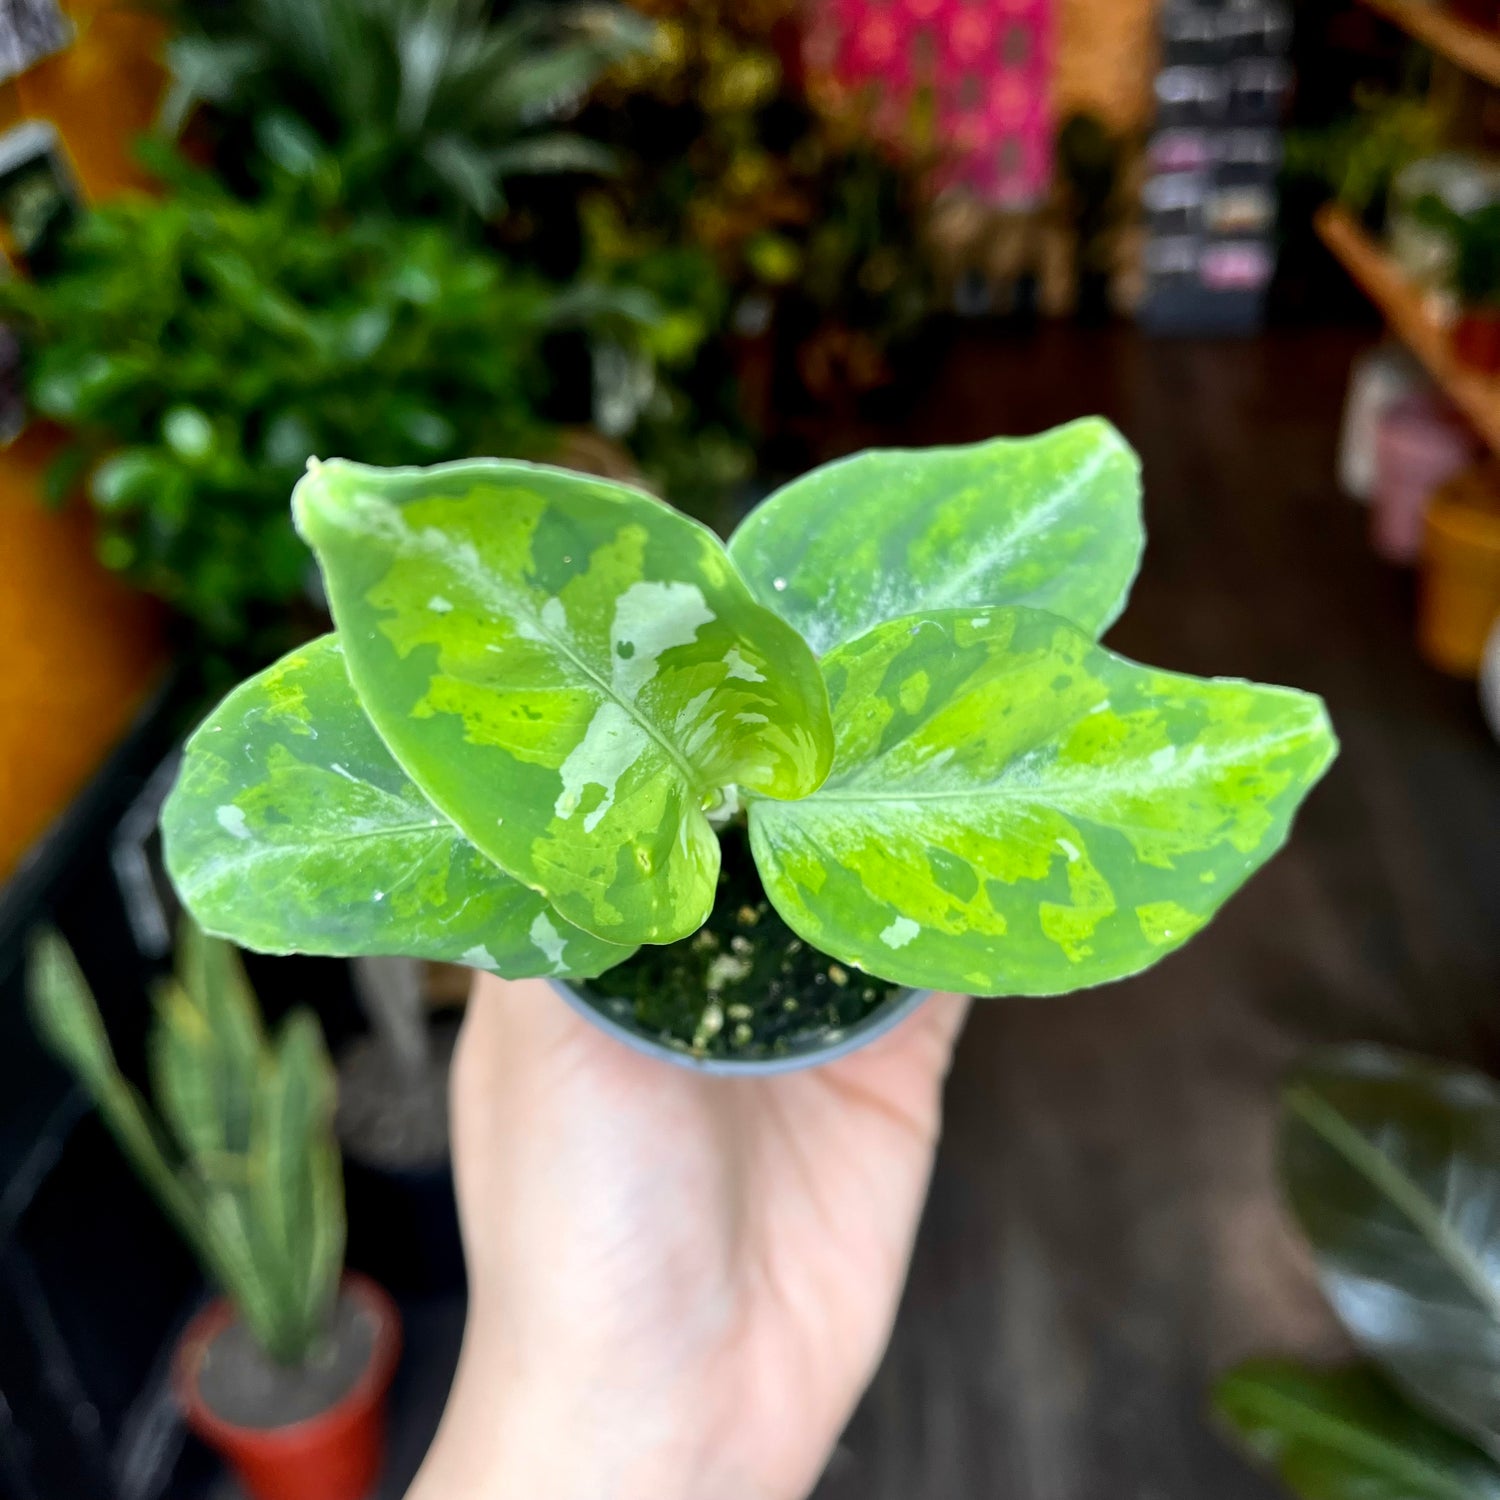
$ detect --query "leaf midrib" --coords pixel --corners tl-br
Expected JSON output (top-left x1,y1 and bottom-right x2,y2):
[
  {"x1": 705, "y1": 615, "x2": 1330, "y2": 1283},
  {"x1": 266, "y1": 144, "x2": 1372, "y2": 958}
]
[
  {"x1": 1288, "y1": 1085, "x2": 1500, "y2": 1329},
  {"x1": 794, "y1": 731, "x2": 1317, "y2": 807},
  {"x1": 385, "y1": 507, "x2": 710, "y2": 797},
  {"x1": 1230, "y1": 1381, "x2": 1491, "y2": 1499}
]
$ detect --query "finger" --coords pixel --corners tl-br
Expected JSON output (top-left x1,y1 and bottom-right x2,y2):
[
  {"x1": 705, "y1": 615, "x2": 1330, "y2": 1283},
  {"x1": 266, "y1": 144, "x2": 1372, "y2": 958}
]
[{"x1": 917, "y1": 991, "x2": 972, "y2": 1063}]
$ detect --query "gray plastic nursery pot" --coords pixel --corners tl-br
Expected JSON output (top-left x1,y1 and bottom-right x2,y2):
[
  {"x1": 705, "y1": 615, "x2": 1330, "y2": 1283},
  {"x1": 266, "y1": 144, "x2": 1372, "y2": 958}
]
[{"x1": 548, "y1": 975, "x2": 935, "y2": 1076}]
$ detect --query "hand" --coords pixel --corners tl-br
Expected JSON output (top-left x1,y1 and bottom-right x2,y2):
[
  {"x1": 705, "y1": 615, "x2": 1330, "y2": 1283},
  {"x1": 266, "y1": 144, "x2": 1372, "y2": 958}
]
[{"x1": 407, "y1": 975, "x2": 968, "y2": 1500}]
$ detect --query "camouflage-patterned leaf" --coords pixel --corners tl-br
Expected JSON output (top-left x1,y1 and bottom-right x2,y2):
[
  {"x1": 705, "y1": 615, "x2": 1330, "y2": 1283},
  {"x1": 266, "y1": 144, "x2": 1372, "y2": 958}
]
[
  {"x1": 749, "y1": 608, "x2": 1337, "y2": 995},
  {"x1": 727, "y1": 419, "x2": 1143, "y2": 656},
  {"x1": 161, "y1": 635, "x2": 634, "y2": 980},
  {"x1": 293, "y1": 457, "x2": 833, "y2": 946}
]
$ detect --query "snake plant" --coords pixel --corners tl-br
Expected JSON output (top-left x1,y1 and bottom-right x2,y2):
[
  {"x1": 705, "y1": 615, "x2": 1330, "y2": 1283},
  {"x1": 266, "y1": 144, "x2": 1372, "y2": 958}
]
[
  {"x1": 28, "y1": 925, "x2": 343, "y2": 1366},
  {"x1": 157, "y1": 420, "x2": 1335, "y2": 1028}
]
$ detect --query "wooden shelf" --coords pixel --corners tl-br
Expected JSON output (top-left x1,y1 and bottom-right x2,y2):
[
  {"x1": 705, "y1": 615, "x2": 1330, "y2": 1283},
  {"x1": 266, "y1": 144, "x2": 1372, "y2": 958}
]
[
  {"x1": 1315, "y1": 202, "x2": 1500, "y2": 449},
  {"x1": 1357, "y1": 0, "x2": 1500, "y2": 88}
]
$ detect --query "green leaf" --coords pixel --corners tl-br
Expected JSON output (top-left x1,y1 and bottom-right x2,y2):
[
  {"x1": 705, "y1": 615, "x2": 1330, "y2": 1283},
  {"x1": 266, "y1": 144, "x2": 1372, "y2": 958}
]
[
  {"x1": 749, "y1": 607, "x2": 1336, "y2": 994},
  {"x1": 293, "y1": 457, "x2": 833, "y2": 946},
  {"x1": 727, "y1": 419, "x2": 1143, "y2": 656},
  {"x1": 1279, "y1": 1047, "x2": 1500, "y2": 1456},
  {"x1": 161, "y1": 634, "x2": 634, "y2": 979},
  {"x1": 1215, "y1": 1360, "x2": 1500, "y2": 1500}
]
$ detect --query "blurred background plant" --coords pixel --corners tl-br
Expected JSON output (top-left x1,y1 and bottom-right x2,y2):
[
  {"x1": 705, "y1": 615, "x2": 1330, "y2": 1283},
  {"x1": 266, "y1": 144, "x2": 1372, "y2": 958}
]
[
  {"x1": 139, "y1": 0, "x2": 760, "y2": 548},
  {"x1": 28, "y1": 922, "x2": 344, "y2": 1369},
  {"x1": 1282, "y1": 86, "x2": 1446, "y2": 232},
  {"x1": 154, "y1": 0, "x2": 654, "y2": 235},
  {"x1": 583, "y1": 0, "x2": 936, "y2": 464},
  {"x1": 0, "y1": 148, "x2": 583, "y2": 659},
  {"x1": 1216, "y1": 1046, "x2": 1500, "y2": 1497}
]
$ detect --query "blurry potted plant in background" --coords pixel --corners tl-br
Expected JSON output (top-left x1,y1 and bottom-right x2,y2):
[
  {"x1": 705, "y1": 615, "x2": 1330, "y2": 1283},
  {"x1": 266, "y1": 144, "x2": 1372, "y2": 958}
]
[
  {"x1": 1283, "y1": 86, "x2": 1446, "y2": 234},
  {"x1": 160, "y1": 421, "x2": 1334, "y2": 1071},
  {"x1": 148, "y1": 0, "x2": 754, "y2": 521},
  {"x1": 1444, "y1": 201, "x2": 1500, "y2": 373},
  {"x1": 156, "y1": 0, "x2": 652, "y2": 235},
  {"x1": 583, "y1": 0, "x2": 936, "y2": 460},
  {"x1": 1217, "y1": 1046, "x2": 1500, "y2": 1497},
  {"x1": 0, "y1": 148, "x2": 653, "y2": 664},
  {"x1": 28, "y1": 924, "x2": 397, "y2": 1500}
]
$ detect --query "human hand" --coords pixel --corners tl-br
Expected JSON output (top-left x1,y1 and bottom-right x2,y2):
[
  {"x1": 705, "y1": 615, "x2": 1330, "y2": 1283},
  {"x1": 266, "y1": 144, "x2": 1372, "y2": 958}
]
[{"x1": 407, "y1": 975, "x2": 968, "y2": 1500}]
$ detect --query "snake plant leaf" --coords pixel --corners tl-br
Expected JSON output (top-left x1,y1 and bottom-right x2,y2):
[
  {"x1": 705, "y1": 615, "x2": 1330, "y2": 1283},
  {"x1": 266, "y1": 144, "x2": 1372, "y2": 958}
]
[
  {"x1": 293, "y1": 457, "x2": 834, "y2": 946},
  {"x1": 1279, "y1": 1046, "x2": 1500, "y2": 1457},
  {"x1": 161, "y1": 634, "x2": 634, "y2": 980},
  {"x1": 748, "y1": 607, "x2": 1336, "y2": 995},
  {"x1": 1215, "y1": 1360, "x2": 1500, "y2": 1500},
  {"x1": 727, "y1": 419, "x2": 1143, "y2": 657}
]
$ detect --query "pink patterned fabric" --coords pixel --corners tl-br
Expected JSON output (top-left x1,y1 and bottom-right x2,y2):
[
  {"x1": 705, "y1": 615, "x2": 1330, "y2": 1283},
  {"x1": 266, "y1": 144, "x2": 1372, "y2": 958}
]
[{"x1": 805, "y1": 0, "x2": 1054, "y2": 206}]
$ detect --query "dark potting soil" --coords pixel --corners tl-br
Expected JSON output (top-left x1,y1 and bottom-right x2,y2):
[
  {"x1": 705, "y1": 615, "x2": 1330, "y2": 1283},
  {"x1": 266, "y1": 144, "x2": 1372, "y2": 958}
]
[
  {"x1": 197, "y1": 1289, "x2": 375, "y2": 1430},
  {"x1": 579, "y1": 823, "x2": 900, "y2": 1062}
]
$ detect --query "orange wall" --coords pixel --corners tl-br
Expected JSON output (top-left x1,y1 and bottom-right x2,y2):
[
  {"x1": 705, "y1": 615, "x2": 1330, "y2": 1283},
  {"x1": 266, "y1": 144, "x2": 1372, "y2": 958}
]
[
  {"x1": 0, "y1": 0, "x2": 168, "y2": 883},
  {"x1": 1054, "y1": 0, "x2": 1158, "y2": 135}
]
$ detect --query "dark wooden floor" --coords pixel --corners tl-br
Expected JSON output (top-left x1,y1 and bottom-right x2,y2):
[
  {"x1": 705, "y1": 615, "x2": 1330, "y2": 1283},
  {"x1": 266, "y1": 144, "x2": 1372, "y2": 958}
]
[{"x1": 813, "y1": 325, "x2": 1500, "y2": 1500}]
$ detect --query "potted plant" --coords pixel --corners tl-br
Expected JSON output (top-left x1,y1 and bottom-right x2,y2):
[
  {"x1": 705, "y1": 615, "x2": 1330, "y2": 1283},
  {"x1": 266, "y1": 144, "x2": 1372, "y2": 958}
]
[
  {"x1": 27, "y1": 923, "x2": 399, "y2": 1500},
  {"x1": 156, "y1": 420, "x2": 1336, "y2": 1070},
  {"x1": 1217, "y1": 1045, "x2": 1500, "y2": 1495},
  {"x1": 1447, "y1": 202, "x2": 1500, "y2": 374}
]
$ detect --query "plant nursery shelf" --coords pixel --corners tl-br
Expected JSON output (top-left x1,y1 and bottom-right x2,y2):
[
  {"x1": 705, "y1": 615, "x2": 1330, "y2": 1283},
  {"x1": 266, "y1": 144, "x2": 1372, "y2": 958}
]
[
  {"x1": 1357, "y1": 0, "x2": 1500, "y2": 88},
  {"x1": 1316, "y1": 202, "x2": 1500, "y2": 452}
]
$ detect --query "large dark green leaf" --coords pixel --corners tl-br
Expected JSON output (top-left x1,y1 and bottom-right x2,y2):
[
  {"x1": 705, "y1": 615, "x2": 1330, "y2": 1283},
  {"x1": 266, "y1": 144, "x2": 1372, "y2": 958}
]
[
  {"x1": 727, "y1": 419, "x2": 1143, "y2": 656},
  {"x1": 293, "y1": 458, "x2": 833, "y2": 946},
  {"x1": 1280, "y1": 1047, "x2": 1500, "y2": 1455},
  {"x1": 1215, "y1": 1360, "x2": 1500, "y2": 1500},
  {"x1": 749, "y1": 607, "x2": 1336, "y2": 994},
  {"x1": 161, "y1": 634, "x2": 633, "y2": 979}
]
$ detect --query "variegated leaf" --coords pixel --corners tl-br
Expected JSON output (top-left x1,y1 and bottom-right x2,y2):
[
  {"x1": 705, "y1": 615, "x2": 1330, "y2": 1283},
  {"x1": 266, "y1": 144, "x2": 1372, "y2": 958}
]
[
  {"x1": 749, "y1": 607, "x2": 1337, "y2": 995},
  {"x1": 727, "y1": 419, "x2": 1143, "y2": 656},
  {"x1": 161, "y1": 634, "x2": 633, "y2": 979},
  {"x1": 293, "y1": 457, "x2": 833, "y2": 946}
]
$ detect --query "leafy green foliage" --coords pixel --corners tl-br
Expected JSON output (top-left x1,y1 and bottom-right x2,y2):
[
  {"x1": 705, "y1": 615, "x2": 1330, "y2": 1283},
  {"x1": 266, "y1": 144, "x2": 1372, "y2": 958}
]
[
  {"x1": 0, "y1": 156, "x2": 570, "y2": 649},
  {"x1": 158, "y1": 0, "x2": 653, "y2": 223},
  {"x1": 750, "y1": 607, "x2": 1334, "y2": 994},
  {"x1": 1219, "y1": 1049, "x2": 1500, "y2": 1500},
  {"x1": 163, "y1": 633, "x2": 635, "y2": 976},
  {"x1": 28, "y1": 925, "x2": 343, "y2": 1367},
  {"x1": 290, "y1": 458, "x2": 833, "y2": 944},
  {"x1": 1282, "y1": 88, "x2": 1446, "y2": 229},
  {"x1": 162, "y1": 427, "x2": 1335, "y2": 1026},
  {"x1": 1215, "y1": 1361, "x2": 1500, "y2": 1500},
  {"x1": 1279, "y1": 1047, "x2": 1500, "y2": 1455},
  {"x1": 728, "y1": 418, "x2": 1143, "y2": 656}
]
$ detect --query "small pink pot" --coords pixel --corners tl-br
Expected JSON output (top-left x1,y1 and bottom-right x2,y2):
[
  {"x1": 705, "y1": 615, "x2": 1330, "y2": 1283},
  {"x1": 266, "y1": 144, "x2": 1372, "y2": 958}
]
[{"x1": 1372, "y1": 392, "x2": 1481, "y2": 563}]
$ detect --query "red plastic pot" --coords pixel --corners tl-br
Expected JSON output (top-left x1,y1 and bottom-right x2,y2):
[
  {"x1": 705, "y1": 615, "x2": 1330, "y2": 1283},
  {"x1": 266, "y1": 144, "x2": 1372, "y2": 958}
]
[
  {"x1": 175, "y1": 1273, "x2": 401, "y2": 1500},
  {"x1": 1454, "y1": 309, "x2": 1500, "y2": 373}
]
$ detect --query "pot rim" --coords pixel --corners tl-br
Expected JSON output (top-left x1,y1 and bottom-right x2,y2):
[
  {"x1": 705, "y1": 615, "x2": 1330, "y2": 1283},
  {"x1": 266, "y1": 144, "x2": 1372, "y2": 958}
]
[
  {"x1": 548, "y1": 975, "x2": 934, "y2": 1076},
  {"x1": 174, "y1": 1269, "x2": 401, "y2": 1449}
]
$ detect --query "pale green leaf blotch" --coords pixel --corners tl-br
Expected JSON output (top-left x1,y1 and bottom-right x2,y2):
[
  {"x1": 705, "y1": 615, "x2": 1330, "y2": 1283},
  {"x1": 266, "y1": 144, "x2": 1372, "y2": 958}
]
[
  {"x1": 161, "y1": 634, "x2": 633, "y2": 979},
  {"x1": 728, "y1": 419, "x2": 1143, "y2": 656},
  {"x1": 292, "y1": 458, "x2": 833, "y2": 946},
  {"x1": 749, "y1": 607, "x2": 1337, "y2": 994}
]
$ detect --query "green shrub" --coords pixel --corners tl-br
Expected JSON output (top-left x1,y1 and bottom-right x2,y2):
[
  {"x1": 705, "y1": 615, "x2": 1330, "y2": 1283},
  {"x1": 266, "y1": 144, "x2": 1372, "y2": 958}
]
[{"x1": 0, "y1": 155, "x2": 571, "y2": 651}]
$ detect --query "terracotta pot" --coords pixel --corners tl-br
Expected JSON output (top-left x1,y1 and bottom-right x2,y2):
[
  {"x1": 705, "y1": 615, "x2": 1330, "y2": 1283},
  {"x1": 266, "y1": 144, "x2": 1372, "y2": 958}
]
[
  {"x1": 1419, "y1": 462, "x2": 1500, "y2": 677},
  {"x1": 1454, "y1": 308, "x2": 1500, "y2": 373},
  {"x1": 175, "y1": 1273, "x2": 401, "y2": 1500}
]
